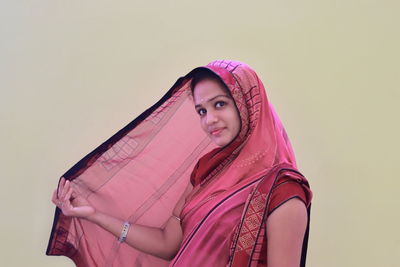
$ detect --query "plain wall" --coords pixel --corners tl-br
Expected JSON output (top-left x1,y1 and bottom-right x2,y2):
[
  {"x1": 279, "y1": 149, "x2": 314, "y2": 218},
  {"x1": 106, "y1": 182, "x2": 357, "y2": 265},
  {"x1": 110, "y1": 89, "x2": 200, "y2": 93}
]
[{"x1": 1, "y1": 1, "x2": 399, "y2": 266}]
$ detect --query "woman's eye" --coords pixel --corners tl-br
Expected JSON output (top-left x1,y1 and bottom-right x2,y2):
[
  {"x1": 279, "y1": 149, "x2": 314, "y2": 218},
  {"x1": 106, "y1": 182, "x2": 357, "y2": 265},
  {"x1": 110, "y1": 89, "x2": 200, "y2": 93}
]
[
  {"x1": 197, "y1": 109, "x2": 206, "y2": 116},
  {"x1": 215, "y1": 101, "x2": 226, "y2": 108}
]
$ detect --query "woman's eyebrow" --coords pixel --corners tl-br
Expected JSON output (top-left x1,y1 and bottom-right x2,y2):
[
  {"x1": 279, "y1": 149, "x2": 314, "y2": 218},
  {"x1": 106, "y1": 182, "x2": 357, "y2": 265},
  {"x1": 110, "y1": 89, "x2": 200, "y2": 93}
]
[{"x1": 195, "y1": 94, "x2": 230, "y2": 108}]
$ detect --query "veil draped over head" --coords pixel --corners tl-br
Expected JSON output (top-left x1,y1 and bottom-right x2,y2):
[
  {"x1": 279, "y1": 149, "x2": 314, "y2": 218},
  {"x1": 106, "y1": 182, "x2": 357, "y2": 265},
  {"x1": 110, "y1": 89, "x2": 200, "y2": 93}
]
[{"x1": 47, "y1": 60, "x2": 312, "y2": 267}]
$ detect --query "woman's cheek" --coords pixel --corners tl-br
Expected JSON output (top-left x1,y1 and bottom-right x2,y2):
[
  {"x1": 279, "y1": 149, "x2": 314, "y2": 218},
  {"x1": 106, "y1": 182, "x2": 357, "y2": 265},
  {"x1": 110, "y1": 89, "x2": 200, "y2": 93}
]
[{"x1": 201, "y1": 119, "x2": 208, "y2": 133}]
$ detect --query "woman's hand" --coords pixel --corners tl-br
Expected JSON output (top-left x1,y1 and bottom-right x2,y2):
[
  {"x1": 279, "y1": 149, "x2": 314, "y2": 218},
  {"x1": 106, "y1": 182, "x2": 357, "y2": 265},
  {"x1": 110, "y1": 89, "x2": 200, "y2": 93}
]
[
  {"x1": 51, "y1": 177, "x2": 96, "y2": 219},
  {"x1": 51, "y1": 177, "x2": 186, "y2": 260}
]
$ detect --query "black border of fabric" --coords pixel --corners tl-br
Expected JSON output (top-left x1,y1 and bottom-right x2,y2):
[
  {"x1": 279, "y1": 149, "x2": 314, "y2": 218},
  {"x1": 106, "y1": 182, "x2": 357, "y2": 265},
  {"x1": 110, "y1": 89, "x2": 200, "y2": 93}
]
[{"x1": 300, "y1": 205, "x2": 311, "y2": 267}]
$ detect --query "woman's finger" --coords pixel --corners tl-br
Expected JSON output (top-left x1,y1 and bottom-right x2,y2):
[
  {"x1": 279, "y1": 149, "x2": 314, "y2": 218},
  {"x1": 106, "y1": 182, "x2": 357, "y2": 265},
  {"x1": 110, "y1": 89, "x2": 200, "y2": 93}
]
[
  {"x1": 51, "y1": 189, "x2": 65, "y2": 210},
  {"x1": 58, "y1": 177, "x2": 66, "y2": 198},
  {"x1": 51, "y1": 189, "x2": 58, "y2": 204},
  {"x1": 64, "y1": 186, "x2": 73, "y2": 202},
  {"x1": 60, "y1": 179, "x2": 70, "y2": 200},
  {"x1": 61, "y1": 187, "x2": 75, "y2": 216},
  {"x1": 70, "y1": 182, "x2": 78, "y2": 199}
]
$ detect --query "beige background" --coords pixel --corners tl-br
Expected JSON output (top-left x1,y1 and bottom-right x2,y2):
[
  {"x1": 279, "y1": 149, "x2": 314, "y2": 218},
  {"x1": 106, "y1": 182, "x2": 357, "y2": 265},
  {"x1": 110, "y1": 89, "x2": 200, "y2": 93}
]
[{"x1": 1, "y1": 0, "x2": 399, "y2": 266}]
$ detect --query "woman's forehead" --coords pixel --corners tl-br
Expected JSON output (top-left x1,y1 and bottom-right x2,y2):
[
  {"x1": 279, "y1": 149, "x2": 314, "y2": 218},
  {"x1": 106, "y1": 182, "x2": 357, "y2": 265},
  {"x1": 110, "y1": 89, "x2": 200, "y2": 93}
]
[
  {"x1": 194, "y1": 94, "x2": 231, "y2": 107},
  {"x1": 193, "y1": 79, "x2": 231, "y2": 97}
]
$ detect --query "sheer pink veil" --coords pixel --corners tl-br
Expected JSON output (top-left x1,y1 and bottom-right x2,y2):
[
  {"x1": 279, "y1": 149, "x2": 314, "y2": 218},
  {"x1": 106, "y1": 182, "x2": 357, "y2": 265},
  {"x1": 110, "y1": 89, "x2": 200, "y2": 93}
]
[
  {"x1": 46, "y1": 60, "x2": 308, "y2": 267},
  {"x1": 47, "y1": 63, "x2": 218, "y2": 267}
]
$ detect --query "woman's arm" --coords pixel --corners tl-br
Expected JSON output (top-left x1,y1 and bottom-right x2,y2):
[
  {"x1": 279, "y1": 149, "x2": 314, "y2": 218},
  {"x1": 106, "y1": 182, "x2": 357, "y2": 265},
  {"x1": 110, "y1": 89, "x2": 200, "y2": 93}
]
[
  {"x1": 266, "y1": 198, "x2": 308, "y2": 267},
  {"x1": 52, "y1": 178, "x2": 192, "y2": 260},
  {"x1": 86, "y1": 209, "x2": 182, "y2": 260}
]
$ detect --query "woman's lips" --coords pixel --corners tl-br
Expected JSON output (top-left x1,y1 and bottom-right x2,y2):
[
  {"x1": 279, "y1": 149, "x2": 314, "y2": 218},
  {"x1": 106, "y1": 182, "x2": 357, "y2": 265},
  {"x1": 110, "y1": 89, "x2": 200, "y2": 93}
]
[{"x1": 210, "y1": 128, "x2": 225, "y2": 136}]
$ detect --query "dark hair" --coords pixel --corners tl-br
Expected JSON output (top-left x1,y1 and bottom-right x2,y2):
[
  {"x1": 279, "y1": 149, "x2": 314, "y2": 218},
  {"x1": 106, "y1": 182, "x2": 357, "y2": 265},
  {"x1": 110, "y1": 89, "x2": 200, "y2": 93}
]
[{"x1": 190, "y1": 68, "x2": 231, "y2": 96}]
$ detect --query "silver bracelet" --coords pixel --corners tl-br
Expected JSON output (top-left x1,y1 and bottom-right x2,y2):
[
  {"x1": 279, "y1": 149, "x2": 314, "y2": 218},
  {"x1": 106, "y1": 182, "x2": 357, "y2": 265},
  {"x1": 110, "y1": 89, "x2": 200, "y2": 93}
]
[{"x1": 118, "y1": 222, "x2": 131, "y2": 243}]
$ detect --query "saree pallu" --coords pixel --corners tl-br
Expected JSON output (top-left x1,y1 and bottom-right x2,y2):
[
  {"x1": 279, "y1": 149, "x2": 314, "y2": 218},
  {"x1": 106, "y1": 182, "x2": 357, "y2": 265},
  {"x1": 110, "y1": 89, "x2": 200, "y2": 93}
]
[
  {"x1": 46, "y1": 60, "x2": 313, "y2": 267},
  {"x1": 46, "y1": 71, "x2": 214, "y2": 267},
  {"x1": 170, "y1": 163, "x2": 312, "y2": 267}
]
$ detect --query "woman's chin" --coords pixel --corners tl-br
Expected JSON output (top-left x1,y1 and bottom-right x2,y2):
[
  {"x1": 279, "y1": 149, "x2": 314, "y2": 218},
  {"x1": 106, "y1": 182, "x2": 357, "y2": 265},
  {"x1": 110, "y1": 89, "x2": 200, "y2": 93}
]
[{"x1": 211, "y1": 137, "x2": 230, "y2": 147}]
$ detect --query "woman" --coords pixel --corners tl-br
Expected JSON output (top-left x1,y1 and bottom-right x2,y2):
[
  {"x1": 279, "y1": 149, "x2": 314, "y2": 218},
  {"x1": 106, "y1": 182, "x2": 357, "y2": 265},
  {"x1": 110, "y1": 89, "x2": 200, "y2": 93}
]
[{"x1": 48, "y1": 60, "x2": 312, "y2": 267}]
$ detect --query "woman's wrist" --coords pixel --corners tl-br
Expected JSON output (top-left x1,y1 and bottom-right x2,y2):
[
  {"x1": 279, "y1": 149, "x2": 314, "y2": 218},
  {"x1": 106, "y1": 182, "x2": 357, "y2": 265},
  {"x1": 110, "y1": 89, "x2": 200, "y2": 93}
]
[
  {"x1": 84, "y1": 209, "x2": 100, "y2": 223},
  {"x1": 81, "y1": 211, "x2": 129, "y2": 245}
]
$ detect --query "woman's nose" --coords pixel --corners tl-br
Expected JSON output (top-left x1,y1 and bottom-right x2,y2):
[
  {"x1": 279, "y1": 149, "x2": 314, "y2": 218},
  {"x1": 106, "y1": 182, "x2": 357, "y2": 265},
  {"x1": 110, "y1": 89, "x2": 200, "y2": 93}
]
[{"x1": 206, "y1": 111, "x2": 218, "y2": 125}]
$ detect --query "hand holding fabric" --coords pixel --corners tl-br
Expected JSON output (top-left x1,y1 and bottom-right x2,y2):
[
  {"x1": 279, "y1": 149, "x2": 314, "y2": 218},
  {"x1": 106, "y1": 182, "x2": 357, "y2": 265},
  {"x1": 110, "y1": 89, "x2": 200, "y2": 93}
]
[{"x1": 51, "y1": 177, "x2": 95, "y2": 219}]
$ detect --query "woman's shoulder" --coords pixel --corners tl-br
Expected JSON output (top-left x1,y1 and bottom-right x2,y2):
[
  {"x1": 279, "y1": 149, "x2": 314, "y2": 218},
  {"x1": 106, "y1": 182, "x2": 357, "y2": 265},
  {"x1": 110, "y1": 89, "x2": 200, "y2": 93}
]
[{"x1": 267, "y1": 173, "x2": 308, "y2": 216}]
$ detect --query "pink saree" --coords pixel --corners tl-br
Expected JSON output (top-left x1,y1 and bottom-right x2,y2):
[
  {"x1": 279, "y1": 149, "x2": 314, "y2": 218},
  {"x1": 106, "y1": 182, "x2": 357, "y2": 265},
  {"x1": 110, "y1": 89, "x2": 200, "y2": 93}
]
[{"x1": 47, "y1": 60, "x2": 312, "y2": 267}]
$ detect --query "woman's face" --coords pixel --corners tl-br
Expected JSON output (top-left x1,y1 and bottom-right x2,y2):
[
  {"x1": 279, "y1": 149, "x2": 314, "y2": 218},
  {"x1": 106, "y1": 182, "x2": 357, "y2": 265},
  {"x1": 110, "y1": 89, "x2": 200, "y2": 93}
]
[{"x1": 193, "y1": 79, "x2": 241, "y2": 147}]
